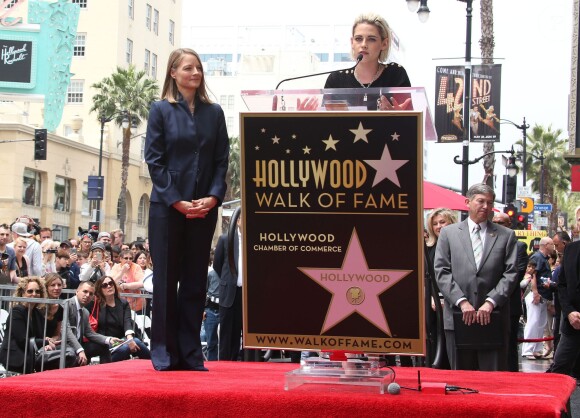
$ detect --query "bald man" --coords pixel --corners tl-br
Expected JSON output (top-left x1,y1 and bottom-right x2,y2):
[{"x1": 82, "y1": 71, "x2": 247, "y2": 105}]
[{"x1": 493, "y1": 211, "x2": 529, "y2": 371}]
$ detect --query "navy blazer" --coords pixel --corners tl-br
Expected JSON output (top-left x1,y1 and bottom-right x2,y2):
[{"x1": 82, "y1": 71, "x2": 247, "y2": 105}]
[
  {"x1": 215, "y1": 231, "x2": 239, "y2": 309},
  {"x1": 558, "y1": 241, "x2": 580, "y2": 335},
  {"x1": 145, "y1": 98, "x2": 229, "y2": 208}
]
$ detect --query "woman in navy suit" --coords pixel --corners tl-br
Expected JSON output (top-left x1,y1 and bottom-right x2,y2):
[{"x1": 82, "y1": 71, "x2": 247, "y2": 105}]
[{"x1": 145, "y1": 48, "x2": 229, "y2": 371}]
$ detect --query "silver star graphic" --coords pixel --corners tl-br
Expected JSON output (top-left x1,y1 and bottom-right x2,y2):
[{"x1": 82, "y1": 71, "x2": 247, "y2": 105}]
[
  {"x1": 291, "y1": 134, "x2": 297, "y2": 139},
  {"x1": 255, "y1": 145, "x2": 260, "y2": 151},
  {"x1": 272, "y1": 136, "x2": 280, "y2": 144},
  {"x1": 364, "y1": 144, "x2": 409, "y2": 187},
  {"x1": 286, "y1": 149, "x2": 291, "y2": 154},
  {"x1": 391, "y1": 132, "x2": 400, "y2": 141},
  {"x1": 350, "y1": 122, "x2": 373, "y2": 143},
  {"x1": 322, "y1": 134, "x2": 339, "y2": 151},
  {"x1": 303, "y1": 146, "x2": 311, "y2": 155},
  {"x1": 261, "y1": 128, "x2": 266, "y2": 133}
]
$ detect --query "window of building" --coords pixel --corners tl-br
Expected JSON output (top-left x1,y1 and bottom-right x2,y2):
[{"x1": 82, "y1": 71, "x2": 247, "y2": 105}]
[
  {"x1": 219, "y1": 95, "x2": 227, "y2": 107},
  {"x1": 333, "y1": 53, "x2": 351, "y2": 62},
  {"x1": 140, "y1": 136, "x2": 146, "y2": 161},
  {"x1": 72, "y1": 0, "x2": 87, "y2": 8},
  {"x1": 116, "y1": 193, "x2": 126, "y2": 222},
  {"x1": 54, "y1": 176, "x2": 71, "y2": 212},
  {"x1": 128, "y1": 0, "x2": 134, "y2": 19},
  {"x1": 151, "y1": 53, "x2": 158, "y2": 79},
  {"x1": 153, "y1": 9, "x2": 159, "y2": 35},
  {"x1": 226, "y1": 116, "x2": 234, "y2": 132},
  {"x1": 74, "y1": 33, "x2": 86, "y2": 57},
  {"x1": 23, "y1": 168, "x2": 41, "y2": 206},
  {"x1": 145, "y1": 4, "x2": 152, "y2": 30},
  {"x1": 138, "y1": 194, "x2": 149, "y2": 225},
  {"x1": 314, "y1": 53, "x2": 329, "y2": 62},
  {"x1": 66, "y1": 80, "x2": 84, "y2": 104},
  {"x1": 126, "y1": 38, "x2": 133, "y2": 64},
  {"x1": 51, "y1": 225, "x2": 69, "y2": 243},
  {"x1": 199, "y1": 53, "x2": 233, "y2": 63},
  {"x1": 144, "y1": 49, "x2": 150, "y2": 75},
  {"x1": 169, "y1": 20, "x2": 175, "y2": 45},
  {"x1": 227, "y1": 95, "x2": 235, "y2": 110},
  {"x1": 82, "y1": 182, "x2": 98, "y2": 217}
]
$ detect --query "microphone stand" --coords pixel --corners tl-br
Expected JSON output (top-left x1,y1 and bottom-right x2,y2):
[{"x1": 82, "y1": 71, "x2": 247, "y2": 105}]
[{"x1": 272, "y1": 54, "x2": 363, "y2": 111}]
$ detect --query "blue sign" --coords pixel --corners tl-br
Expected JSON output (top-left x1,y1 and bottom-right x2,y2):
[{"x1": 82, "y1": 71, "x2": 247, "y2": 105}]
[{"x1": 534, "y1": 204, "x2": 553, "y2": 212}]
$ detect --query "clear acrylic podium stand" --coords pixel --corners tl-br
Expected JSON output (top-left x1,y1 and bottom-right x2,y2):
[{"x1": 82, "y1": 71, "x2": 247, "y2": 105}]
[
  {"x1": 241, "y1": 86, "x2": 437, "y2": 141},
  {"x1": 284, "y1": 355, "x2": 394, "y2": 394}
]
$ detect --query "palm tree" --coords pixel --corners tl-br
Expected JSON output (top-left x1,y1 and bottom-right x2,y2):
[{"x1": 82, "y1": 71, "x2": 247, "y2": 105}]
[
  {"x1": 516, "y1": 124, "x2": 570, "y2": 234},
  {"x1": 480, "y1": 0, "x2": 496, "y2": 188},
  {"x1": 90, "y1": 65, "x2": 159, "y2": 232},
  {"x1": 224, "y1": 136, "x2": 241, "y2": 204}
]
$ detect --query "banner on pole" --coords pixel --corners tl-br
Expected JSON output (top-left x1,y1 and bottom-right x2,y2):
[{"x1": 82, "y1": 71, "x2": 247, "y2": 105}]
[{"x1": 434, "y1": 64, "x2": 502, "y2": 143}]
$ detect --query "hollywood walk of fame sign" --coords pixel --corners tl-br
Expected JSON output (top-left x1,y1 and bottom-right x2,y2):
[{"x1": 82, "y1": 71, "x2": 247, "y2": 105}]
[{"x1": 240, "y1": 111, "x2": 425, "y2": 355}]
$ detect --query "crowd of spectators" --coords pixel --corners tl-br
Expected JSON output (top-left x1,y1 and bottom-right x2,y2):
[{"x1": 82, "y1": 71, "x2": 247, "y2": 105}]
[{"x1": 0, "y1": 216, "x2": 152, "y2": 374}]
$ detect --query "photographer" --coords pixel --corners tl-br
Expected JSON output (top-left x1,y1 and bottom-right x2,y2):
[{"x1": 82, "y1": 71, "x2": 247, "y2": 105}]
[
  {"x1": 7, "y1": 221, "x2": 42, "y2": 276},
  {"x1": 79, "y1": 242, "x2": 110, "y2": 283}
]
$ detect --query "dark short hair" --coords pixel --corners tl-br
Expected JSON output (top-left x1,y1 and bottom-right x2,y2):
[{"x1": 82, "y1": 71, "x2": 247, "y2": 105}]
[{"x1": 555, "y1": 231, "x2": 571, "y2": 244}]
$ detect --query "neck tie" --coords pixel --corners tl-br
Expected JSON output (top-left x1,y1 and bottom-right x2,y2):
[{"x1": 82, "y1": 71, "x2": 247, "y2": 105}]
[
  {"x1": 77, "y1": 308, "x2": 81, "y2": 339},
  {"x1": 472, "y1": 224, "x2": 483, "y2": 269}
]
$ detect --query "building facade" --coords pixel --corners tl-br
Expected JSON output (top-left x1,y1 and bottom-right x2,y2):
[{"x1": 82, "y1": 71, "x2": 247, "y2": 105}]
[{"x1": 0, "y1": 0, "x2": 182, "y2": 241}]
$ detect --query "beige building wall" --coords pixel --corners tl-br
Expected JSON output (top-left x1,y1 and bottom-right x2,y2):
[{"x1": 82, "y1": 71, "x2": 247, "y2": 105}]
[{"x1": 0, "y1": 0, "x2": 182, "y2": 242}]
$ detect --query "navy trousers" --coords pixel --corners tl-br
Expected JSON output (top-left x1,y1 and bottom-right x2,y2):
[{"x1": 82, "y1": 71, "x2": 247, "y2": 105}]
[{"x1": 149, "y1": 202, "x2": 217, "y2": 370}]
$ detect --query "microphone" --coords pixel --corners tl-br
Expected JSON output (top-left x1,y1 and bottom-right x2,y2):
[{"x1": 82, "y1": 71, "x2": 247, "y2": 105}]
[
  {"x1": 387, "y1": 382, "x2": 400, "y2": 395},
  {"x1": 274, "y1": 54, "x2": 363, "y2": 90}
]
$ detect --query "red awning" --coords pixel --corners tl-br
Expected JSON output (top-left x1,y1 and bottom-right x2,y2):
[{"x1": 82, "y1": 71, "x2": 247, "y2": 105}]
[{"x1": 423, "y1": 181, "x2": 468, "y2": 211}]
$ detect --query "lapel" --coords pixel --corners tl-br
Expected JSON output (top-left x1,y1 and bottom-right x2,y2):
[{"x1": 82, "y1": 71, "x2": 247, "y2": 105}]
[
  {"x1": 479, "y1": 220, "x2": 498, "y2": 270},
  {"x1": 458, "y1": 220, "x2": 477, "y2": 268}
]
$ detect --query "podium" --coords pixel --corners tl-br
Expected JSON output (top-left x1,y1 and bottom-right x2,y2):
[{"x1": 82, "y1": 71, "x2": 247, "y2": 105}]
[
  {"x1": 241, "y1": 86, "x2": 437, "y2": 141},
  {"x1": 238, "y1": 87, "x2": 433, "y2": 363}
]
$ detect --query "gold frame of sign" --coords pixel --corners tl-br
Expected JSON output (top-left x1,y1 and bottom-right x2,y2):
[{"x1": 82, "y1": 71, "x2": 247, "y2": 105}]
[{"x1": 239, "y1": 88, "x2": 429, "y2": 392}]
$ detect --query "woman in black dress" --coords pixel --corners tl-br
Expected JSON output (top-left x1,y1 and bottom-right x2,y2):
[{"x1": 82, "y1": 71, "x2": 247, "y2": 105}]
[{"x1": 324, "y1": 12, "x2": 412, "y2": 111}]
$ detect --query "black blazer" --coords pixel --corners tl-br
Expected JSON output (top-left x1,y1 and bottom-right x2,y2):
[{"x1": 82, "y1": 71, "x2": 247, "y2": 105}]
[
  {"x1": 558, "y1": 241, "x2": 580, "y2": 335},
  {"x1": 215, "y1": 231, "x2": 239, "y2": 309},
  {"x1": 0, "y1": 305, "x2": 46, "y2": 374},
  {"x1": 145, "y1": 98, "x2": 229, "y2": 209}
]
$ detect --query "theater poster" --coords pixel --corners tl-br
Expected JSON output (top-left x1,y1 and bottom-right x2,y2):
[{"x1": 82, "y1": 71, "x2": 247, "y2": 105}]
[
  {"x1": 435, "y1": 64, "x2": 502, "y2": 143},
  {"x1": 240, "y1": 112, "x2": 425, "y2": 355}
]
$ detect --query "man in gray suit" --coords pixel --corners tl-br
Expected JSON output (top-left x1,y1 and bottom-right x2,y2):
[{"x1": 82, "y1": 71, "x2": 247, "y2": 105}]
[
  {"x1": 65, "y1": 281, "x2": 121, "y2": 365},
  {"x1": 435, "y1": 183, "x2": 517, "y2": 371},
  {"x1": 216, "y1": 216, "x2": 242, "y2": 361}
]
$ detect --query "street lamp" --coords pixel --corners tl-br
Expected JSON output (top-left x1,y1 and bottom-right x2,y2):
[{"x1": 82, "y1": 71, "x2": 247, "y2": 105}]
[
  {"x1": 527, "y1": 150, "x2": 545, "y2": 203},
  {"x1": 407, "y1": 0, "x2": 474, "y2": 216},
  {"x1": 500, "y1": 118, "x2": 530, "y2": 184},
  {"x1": 96, "y1": 109, "x2": 129, "y2": 227},
  {"x1": 454, "y1": 147, "x2": 519, "y2": 201}
]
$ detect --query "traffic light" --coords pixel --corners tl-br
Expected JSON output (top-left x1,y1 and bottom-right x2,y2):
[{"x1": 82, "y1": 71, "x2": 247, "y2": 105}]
[
  {"x1": 34, "y1": 129, "x2": 47, "y2": 160},
  {"x1": 503, "y1": 174, "x2": 517, "y2": 204},
  {"x1": 504, "y1": 203, "x2": 516, "y2": 229},
  {"x1": 504, "y1": 203, "x2": 516, "y2": 218},
  {"x1": 514, "y1": 212, "x2": 528, "y2": 230}
]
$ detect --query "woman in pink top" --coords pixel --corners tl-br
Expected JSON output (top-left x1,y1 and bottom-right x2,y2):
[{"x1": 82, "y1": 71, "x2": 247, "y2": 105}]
[{"x1": 111, "y1": 249, "x2": 144, "y2": 312}]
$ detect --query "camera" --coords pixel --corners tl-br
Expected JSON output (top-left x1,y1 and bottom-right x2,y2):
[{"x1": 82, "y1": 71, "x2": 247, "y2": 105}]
[{"x1": 45, "y1": 249, "x2": 58, "y2": 254}]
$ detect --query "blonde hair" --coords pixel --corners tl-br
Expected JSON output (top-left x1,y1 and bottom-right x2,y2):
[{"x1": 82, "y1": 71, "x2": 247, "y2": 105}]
[
  {"x1": 161, "y1": 48, "x2": 212, "y2": 105},
  {"x1": 352, "y1": 13, "x2": 392, "y2": 62},
  {"x1": 13, "y1": 276, "x2": 46, "y2": 309},
  {"x1": 426, "y1": 208, "x2": 458, "y2": 247}
]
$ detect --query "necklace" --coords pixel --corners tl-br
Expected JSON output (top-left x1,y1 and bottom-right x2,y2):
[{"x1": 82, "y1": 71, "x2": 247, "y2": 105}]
[{"x1": 353, "y1": 64, "x2": 384, "y2": 101}]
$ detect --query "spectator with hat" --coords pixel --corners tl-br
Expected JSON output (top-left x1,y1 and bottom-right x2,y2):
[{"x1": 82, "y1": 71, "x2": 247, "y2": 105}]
[
  {"x1": 7, "y1": 222, "x2": 42, "y2": 276},
  {"x1": 79, "y1": 242, "x2": 111, "y2": 283},
  {"x1": 97, "y1": 232, "x2": 112, "y2": 245}
]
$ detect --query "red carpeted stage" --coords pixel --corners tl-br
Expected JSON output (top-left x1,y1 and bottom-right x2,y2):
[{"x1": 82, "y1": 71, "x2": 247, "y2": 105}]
[{"x1": 0, "y1": 360, "x2": 574, "y2": 417}]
